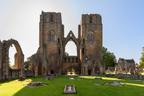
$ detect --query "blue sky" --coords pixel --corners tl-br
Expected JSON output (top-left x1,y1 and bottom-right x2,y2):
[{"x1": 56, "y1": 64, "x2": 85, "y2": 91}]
[{"x1": 0, "y1": 0, "x2": 144, "y2": 64}]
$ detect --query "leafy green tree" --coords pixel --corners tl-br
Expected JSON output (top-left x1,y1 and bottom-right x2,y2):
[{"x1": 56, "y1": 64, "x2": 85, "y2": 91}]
[
  {"x1": 102, "y1": 47, "x2": 116, "y2": 69},
  {"x1": 24, "y1": 61, "x2": 30, "y2": 71},
  {"x1": 139, "y1": 48, "x2": 144, "y2": 68},
  {"x1": 24, "y1": 54, "x2": 36, "y2": 71}
]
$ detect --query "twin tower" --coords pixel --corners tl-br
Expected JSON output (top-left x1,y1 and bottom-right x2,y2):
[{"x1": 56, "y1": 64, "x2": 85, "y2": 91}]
[{"x1": 34, "y1": 11, "x2": 103, "y2": 76}]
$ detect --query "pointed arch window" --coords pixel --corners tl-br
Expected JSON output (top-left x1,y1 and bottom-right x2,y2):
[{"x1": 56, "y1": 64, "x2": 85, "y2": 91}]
[
  {"x1": 48, "y1": 30, "x2": 56, "y2": 42},
  {"x1": 87, "y1": 31, "x2": 94, "y2": 44},
  {"x1": 50, "y1": 14, "x2": 54, "y2": 22},
  {"x1": 89, "y1": 16, "x2": 93, "y2": 23}
]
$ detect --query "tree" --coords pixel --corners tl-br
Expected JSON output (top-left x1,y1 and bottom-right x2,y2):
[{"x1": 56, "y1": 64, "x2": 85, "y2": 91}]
[
  {"x1": 24, "y1": 61, "x2": 30, "y2": 71},
  {"x1": 24, "y1": 54, "x2": 36, "y2": 71},
  {"x1": 102, "y1": 47, "x2": 116, "y2": 69},
  {"x1": 139, "y1": 47, "x2": 144, "y2": 68},
  {"x1": 64, "y1": 52, "x2": 69, "y2": 56}
]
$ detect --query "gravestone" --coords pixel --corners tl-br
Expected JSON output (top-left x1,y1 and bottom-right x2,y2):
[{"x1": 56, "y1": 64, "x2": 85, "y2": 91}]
[
  {"x1": 64, "y1": 85, "x2": 76, "y2": 94},
  {"x1": 105, "y1": 81, "x2": 124, "y2": 86}
]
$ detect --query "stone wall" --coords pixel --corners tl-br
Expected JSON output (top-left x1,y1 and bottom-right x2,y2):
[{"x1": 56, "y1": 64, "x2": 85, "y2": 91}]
[{"x1": 115, "y1": 58, "x2": 136, "y2": 74}]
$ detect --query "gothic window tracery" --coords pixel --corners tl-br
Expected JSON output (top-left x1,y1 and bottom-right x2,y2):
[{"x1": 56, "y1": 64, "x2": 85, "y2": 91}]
[
  {"x1": 50, "y1": 14, "x2": 54, "y2": 22},
  {"x1": 48, "y1": 30, "x2": 56, "y2": 42},
  {"x1": 89, "y1": 16, "x2": 93, "y2": 23},
  {"x1": 87, "y1": 32, "x2": 94, "y2": 44}
]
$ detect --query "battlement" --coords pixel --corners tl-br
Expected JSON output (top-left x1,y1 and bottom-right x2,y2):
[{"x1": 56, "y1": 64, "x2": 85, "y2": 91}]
[
  {"x1": 40, "y1": 11, "x2": 62, "y2": 24},
  {"x1": 81, "y1": 14, "x2": 102, "y2": 24}
]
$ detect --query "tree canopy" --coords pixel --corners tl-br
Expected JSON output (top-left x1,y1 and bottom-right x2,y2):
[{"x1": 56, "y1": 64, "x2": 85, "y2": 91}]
[
  {"x1": 102, "y1": 47, "x2": 117, "y2": 69},
  {"x1": 139, "y1": 48, "x2": 144, "y2": 68}
]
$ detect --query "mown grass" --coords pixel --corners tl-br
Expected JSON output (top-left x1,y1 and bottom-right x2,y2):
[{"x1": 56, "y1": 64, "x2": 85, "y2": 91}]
[{"x1": 0, "y1": 76, "x2": 144, "y2": 96}]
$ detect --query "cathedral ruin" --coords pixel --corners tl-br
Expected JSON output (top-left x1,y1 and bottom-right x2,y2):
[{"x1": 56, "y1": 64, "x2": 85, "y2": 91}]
[
  {"x1": 31, "y1": 11, "x2": 103, "y2": 76},
  {"x1": 0, "y1": 11, "x2": 103, "y2": 80}
]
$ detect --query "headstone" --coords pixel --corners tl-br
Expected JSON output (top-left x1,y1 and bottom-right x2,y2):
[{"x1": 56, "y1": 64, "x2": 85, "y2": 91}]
[
  {"x1": 64, "y1": 85, "x2": 76, "y2": 94},
  {"x1": 105, "y1": 81, "x2": 124, "y2": 86}
]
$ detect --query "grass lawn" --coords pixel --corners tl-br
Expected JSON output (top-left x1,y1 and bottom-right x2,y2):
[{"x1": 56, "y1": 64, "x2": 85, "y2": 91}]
[{"x1": 0, "y1": 76, "x2": 144, "y2": 96}]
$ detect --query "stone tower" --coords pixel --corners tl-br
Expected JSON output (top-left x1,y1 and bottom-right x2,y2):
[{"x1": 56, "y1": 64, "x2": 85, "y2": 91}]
[
  {"x1": 38, "y1": 11, "x2": 64, "y2": 75},
  {"x1": 80, "y1": 14, "x2": 103, "y2": 75}
]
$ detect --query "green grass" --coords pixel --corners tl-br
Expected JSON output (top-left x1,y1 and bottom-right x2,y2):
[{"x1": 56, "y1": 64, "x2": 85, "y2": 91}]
[{"x1": 0, "y1": 76, "x2": 144, "y2": 96}]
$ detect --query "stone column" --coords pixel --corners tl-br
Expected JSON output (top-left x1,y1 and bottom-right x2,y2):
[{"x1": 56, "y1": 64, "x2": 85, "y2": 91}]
[
  {"x1": 81, "y1": 66, "x2": 84, "y2": 75},
  {"x1": 91, "y1": 66, "x2": 95, "y2": 75},
  {"x1": 5, "y1": 49, "x2": 9, "y2": 79},
  {"x1": 14, "y1": 53, "x2": 19, "y2": 68},
  {"x1": 20, "y1": 53, "x2": 24, "y2": 78},
  {"x1": 35, "y1": 66, "x2": 38, "y2": 77},
  {"x1": 85, "y1": 66, "x2": 88, "y2": 75}
]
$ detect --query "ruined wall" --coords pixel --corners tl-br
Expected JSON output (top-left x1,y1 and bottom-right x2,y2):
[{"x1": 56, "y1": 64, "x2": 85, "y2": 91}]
[
  {"x1": 115, "y1": 58, "x2": 136, "y2": 74},
  {"x1": 0, "y1": 39, "x2": 24, "y2": 80}
]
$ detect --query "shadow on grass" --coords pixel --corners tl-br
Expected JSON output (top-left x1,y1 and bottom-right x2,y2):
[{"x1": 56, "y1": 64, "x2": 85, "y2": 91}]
[
  {"x1": 4, "y1": 76, "x2": 143, "y2": 96},
  {"x1": 0, "y1": 78, "x2": 17, "y2": 84}
]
